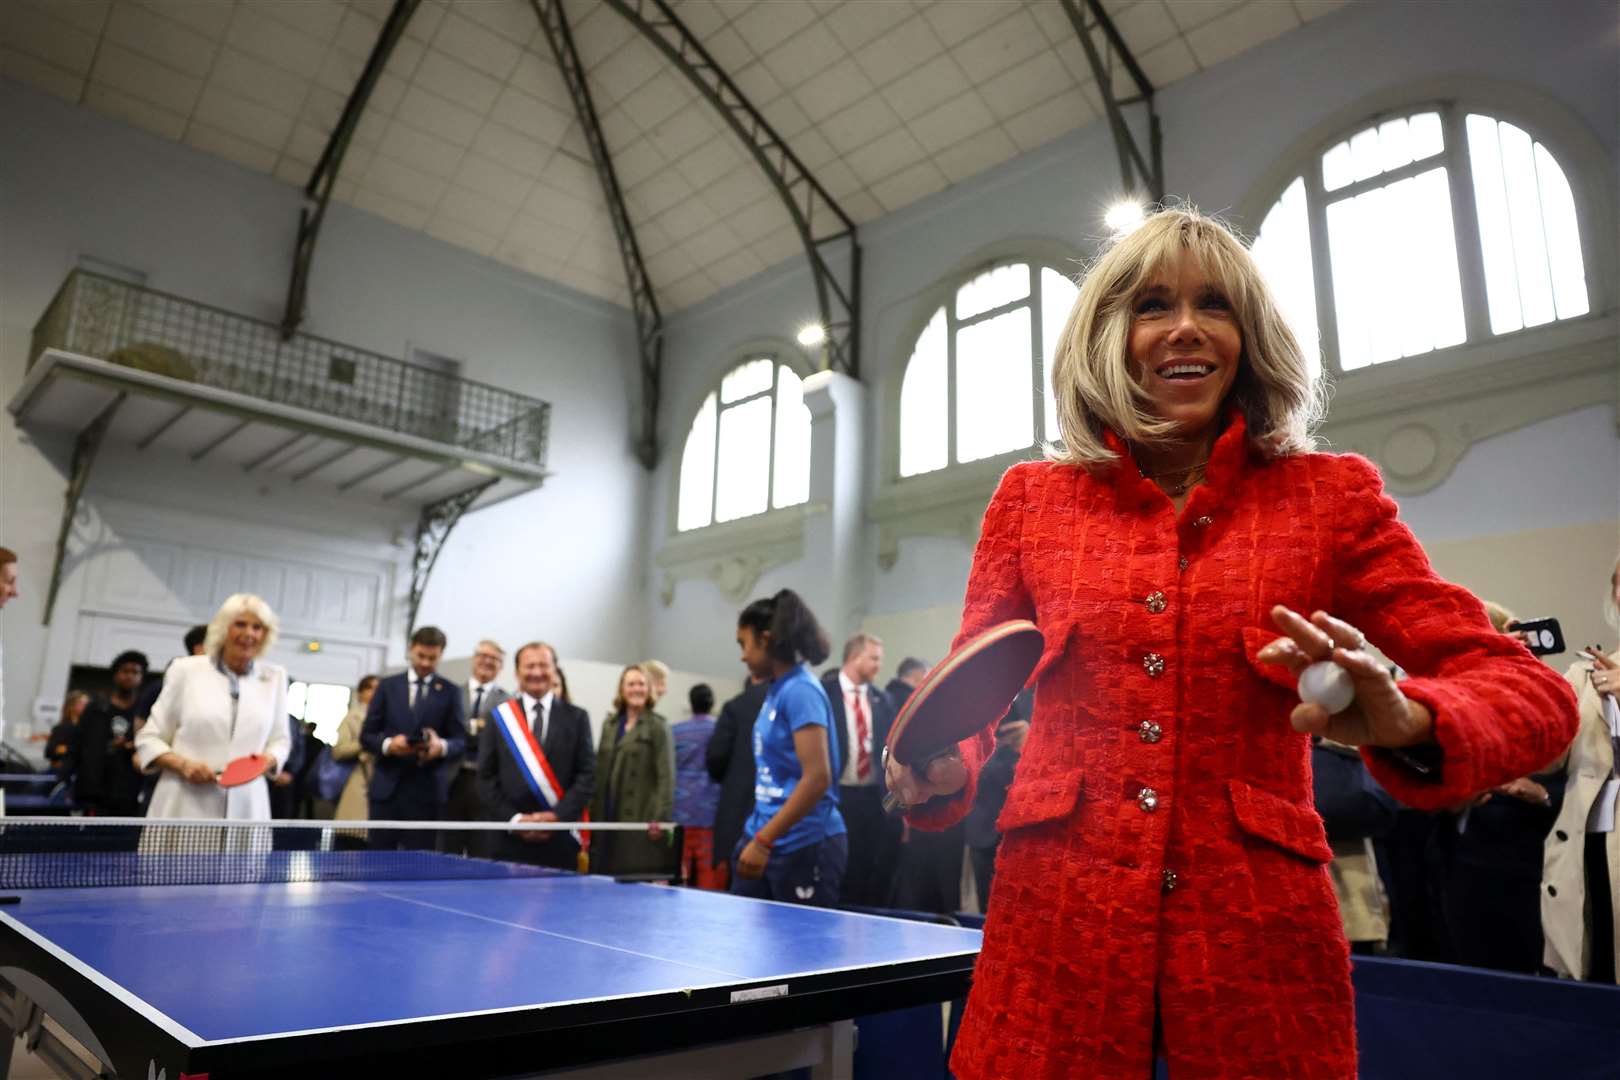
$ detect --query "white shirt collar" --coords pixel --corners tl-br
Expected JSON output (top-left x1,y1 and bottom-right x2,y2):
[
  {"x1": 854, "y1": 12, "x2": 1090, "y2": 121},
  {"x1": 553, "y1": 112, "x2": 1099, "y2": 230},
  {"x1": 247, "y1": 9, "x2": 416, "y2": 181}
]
[
  {"x1": 469, "y1": 677, "x2": 494, "y2": 693},
  {"x1": 522, "y1": 690, "x2": 554, "y2": 713},
  {"x1": 838, "y1": 671, "x2": 865, "y2": 697}
]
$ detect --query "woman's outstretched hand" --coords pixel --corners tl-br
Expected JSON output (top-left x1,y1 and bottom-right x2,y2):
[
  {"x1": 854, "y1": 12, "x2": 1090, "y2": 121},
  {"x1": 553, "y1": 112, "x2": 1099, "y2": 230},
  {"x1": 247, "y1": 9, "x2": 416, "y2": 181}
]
[{"x1": 1257, "y1": 605, "x2": 1433, "y2": 749}]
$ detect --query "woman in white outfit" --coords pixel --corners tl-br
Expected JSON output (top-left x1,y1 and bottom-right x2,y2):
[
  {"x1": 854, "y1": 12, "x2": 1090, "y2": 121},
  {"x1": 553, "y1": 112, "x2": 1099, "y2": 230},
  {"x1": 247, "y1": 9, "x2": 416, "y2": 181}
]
[
  {"x1": 135, "y1": 593, "x2": 291, "y2": 825},
  {"x1": 1543, "y1": 553, "x2": 1620, "y2": 981}
]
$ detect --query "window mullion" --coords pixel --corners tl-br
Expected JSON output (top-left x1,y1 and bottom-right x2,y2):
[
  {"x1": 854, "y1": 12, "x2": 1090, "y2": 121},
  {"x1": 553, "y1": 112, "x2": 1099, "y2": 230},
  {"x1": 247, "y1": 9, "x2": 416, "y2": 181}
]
[
  {"x1": 766, "y1": 364, "x2": 779, "y2": 509},
  {"x1": 946, "y1": 310, "x2": 958, "y2": 467},
  {"x1": 958, "y1": 295, "x2": 1033, "y2": 329},
  {"x1": 1028, "y1": 267, "x2": 1042, "y2": 447},
  {"x1": 1442, "y1": 105, "x2": 1491, "y2": 343},
  {"x1": 1305, "y1": 169, "x2": 1344, "y2": 378},
  {"x1": 709, "y1": 400, "x2": 722, "y2": 528}
]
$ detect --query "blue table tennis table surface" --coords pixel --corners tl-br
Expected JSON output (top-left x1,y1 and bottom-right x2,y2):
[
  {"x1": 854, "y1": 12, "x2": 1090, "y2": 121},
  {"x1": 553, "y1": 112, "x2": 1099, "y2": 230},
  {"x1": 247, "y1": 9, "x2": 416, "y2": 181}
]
[{"x1": 0, "y1": 854, "x2": 981, "y2": 1076}]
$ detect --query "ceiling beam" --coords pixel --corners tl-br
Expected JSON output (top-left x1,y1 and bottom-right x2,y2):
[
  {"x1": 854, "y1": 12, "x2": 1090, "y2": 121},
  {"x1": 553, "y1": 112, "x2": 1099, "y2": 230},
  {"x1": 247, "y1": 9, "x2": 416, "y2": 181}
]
[
  {"x1": 530, "y1": 0, "x2": 665, "y2": 470},
  {"x1": 279, "y1": 0, "x2": 421, "y2": 339},
  {"x1": 600, "y1": 0, "x2": 863, "y2": 381},
  {"x1": 1059, "y1": 0, "x2": 1164, "y2": 202}
]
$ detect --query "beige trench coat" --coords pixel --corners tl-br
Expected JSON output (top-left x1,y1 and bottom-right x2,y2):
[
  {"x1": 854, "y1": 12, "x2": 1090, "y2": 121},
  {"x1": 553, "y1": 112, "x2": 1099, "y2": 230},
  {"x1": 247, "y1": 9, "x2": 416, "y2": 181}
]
[
  {"x1": 1542, "y1": 655, "x2": 1618, "y2": 980},
  {"x1": 331, "y1": 703, "x2": 373, "y2": 822}
]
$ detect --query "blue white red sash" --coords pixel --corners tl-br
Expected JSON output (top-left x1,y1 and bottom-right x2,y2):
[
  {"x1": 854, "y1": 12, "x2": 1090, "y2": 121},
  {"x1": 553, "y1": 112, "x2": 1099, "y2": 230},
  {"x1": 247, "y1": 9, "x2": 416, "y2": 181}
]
[{"x1": 493, "y1": 699, "x2": 586, "y2": 847}]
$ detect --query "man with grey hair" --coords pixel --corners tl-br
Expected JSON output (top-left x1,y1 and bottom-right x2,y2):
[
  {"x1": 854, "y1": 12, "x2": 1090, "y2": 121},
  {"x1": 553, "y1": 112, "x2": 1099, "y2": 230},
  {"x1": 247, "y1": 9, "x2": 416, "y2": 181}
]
[
  {"x1": 444, "y1": 640, "x2": 510, "y2": 855},
  {"x1": 822, "y1": 632, "x2": 900, "y2": 907}
]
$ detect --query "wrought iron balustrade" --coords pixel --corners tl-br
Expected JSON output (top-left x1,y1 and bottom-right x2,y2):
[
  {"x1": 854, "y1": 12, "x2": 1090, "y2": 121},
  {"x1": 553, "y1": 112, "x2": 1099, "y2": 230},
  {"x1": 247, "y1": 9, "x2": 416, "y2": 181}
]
[{"x1": 29, "y1": 271, "x2": 550, "y2": 469}]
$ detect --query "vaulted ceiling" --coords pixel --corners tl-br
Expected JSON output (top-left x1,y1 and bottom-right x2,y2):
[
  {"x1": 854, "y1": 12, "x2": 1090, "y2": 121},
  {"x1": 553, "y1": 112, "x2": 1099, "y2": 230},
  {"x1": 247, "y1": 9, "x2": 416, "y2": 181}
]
[{"x1": 2, "y1": 0, "x2": 1347, "y2": 312}]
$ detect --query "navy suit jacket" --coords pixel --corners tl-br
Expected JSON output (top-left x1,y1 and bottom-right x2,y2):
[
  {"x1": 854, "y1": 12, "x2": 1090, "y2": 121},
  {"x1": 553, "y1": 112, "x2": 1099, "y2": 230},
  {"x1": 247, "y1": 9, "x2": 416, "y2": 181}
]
[
  {"x1": 360, "y1": 670, "x2": 467, "y2": 804},
  {"x1": 822, "y1": 672, "x2": 896, "y2": 798}
]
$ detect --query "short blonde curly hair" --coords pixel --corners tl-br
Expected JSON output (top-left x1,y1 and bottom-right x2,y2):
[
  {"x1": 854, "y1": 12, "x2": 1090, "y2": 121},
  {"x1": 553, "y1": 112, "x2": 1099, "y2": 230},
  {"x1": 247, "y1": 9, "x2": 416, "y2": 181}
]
[
  {"x1": 203, "y1": 593, "x2": 279, "y2": 661},
  {"x1": 1047, "y1": 205, "x2": 1326, "y2": 468}
]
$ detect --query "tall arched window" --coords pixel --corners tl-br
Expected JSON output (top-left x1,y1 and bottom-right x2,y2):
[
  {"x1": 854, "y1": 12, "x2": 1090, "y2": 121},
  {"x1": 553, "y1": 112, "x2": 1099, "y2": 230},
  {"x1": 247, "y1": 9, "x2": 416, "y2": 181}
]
[
  {"x1": 1251, "y1": 106, "x2": 1590, "y2": 374},
  {"x1": 677, "y1": 355, "x2": 810, "y2": 532},
  {"x1": 898, "y1": 261, "x2": 1079, "y2": 478}
]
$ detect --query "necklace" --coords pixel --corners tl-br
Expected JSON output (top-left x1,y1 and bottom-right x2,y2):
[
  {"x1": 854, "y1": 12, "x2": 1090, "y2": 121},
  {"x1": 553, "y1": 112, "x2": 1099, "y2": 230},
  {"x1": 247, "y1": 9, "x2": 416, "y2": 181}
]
[{"x1": 1139, "y1": 457, "x2": 1209, "y2": 496}]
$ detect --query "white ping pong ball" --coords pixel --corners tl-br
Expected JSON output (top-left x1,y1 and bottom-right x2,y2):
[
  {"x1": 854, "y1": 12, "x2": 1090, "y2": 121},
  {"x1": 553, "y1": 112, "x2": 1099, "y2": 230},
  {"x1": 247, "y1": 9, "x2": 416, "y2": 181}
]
[{"x1": 1299, "y1": 661, "x2": 1355, "y2": 714}]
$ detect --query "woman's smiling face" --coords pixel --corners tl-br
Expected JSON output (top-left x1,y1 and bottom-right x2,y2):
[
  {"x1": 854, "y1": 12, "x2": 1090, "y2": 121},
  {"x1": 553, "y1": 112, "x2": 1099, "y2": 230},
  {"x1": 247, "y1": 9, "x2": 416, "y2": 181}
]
[{"x1": 1126, "y1": 248, "x2": 1243, "y2": 443}]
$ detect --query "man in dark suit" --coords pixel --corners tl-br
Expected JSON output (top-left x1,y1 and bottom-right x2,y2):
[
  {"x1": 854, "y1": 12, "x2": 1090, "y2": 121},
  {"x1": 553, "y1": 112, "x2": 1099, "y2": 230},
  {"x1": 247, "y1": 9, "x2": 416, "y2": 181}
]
[
  {"x1": 477, "y1": 641, "x2": 594, "y2": 871},
  {"x1": 706, "y1": 676, "x2": 766, "y2": 873},
  {"x1": 824, "y1": 633, "x2": 901, "y2": 908},
  {"x1": 443, "y1": 639, "x2": 510, "y2": 856},
  {"x1": 885, "y1": 656, "x2": 928, "y2": 713},
  {"x1": 361, "y1": 626, "x2": 466, "y2": 850}
]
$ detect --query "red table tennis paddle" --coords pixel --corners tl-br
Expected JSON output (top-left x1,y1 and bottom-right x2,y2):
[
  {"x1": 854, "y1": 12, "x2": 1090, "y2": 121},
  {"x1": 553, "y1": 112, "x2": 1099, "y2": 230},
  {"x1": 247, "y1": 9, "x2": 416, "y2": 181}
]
[
  {"x1": 881, "y1": 620, "x2": 1044, "y2": 814},
  {"x1": 218, "y1": 754, "x2": 272, "y2": 788}
]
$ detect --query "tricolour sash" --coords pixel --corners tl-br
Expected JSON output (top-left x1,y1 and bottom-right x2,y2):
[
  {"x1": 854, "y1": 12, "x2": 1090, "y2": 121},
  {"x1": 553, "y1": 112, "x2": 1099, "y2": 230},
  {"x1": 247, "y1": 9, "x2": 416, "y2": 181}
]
[{"x1": 493, "y1": 699, "x2": 586, "y2": 848}]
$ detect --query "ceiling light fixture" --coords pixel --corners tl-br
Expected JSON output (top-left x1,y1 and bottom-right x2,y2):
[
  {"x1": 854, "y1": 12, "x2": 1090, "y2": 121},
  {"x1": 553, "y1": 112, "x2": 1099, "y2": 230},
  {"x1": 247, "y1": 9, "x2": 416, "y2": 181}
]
[
  {"x1": 796, "y1": 323, "x2": 827, "y2": 347},
  {"x1": 1105, "y1": 200, "x2": 1146, "y2": 235}
]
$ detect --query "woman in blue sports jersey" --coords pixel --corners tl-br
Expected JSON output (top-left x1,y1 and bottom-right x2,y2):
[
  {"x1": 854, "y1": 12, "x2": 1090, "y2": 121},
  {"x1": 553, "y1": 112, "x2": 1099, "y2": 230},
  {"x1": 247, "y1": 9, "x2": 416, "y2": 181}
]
[{"x1": 730, "y1": 589, "x2": 848, "y2": 906}]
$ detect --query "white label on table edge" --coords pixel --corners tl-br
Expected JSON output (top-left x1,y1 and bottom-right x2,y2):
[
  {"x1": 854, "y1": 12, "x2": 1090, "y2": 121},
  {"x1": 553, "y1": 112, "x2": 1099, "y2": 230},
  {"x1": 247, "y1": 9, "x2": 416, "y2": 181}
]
[{"x1": 730, "y1": 984, "x2": 789, "y2": 1003}]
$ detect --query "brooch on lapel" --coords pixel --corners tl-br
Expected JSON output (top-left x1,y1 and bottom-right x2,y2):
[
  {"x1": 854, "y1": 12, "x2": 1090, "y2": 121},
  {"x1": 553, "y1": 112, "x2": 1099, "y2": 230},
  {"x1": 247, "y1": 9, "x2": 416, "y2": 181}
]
[{"x1": 434, "y1": 681, "x2": 444, "y2": 692}]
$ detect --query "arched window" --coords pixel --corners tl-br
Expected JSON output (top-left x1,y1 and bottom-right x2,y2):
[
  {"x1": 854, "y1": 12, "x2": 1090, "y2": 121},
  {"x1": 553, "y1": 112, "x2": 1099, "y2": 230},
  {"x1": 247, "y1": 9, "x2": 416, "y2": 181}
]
[
  {"x1": 677, "y1": 355, "x2": 810, "y2": 532},
  {"x1": 898, "y1": 261, "x2": 1079, "y2": 478},
  {"x1": 1251, "y1": 107, "x2": 1590, "y2": 374}
]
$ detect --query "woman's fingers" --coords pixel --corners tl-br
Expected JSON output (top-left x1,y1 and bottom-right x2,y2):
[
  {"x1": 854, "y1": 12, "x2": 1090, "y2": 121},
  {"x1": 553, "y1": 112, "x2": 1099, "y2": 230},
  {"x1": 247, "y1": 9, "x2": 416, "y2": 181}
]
[
  {"x1": 1310, "y1": 610, "x2": 1369, "y2": 654},
  {"x1": 1270, "y1": 606, "x2": 1335, "y2": 662},
  {"x1": 1289, "y1": 701, "x2": 1332, "y2": 735},
  {"x1": 1256, "y1": 636, "x2": 1312, "y2": 675}
]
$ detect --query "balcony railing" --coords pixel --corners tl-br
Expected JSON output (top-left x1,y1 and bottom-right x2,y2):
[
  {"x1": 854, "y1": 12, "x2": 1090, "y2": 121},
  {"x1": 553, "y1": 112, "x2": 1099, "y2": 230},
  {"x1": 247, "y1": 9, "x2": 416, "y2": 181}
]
[{"x1": 29, "y1": 271, "x2": 550, "y2": 469}]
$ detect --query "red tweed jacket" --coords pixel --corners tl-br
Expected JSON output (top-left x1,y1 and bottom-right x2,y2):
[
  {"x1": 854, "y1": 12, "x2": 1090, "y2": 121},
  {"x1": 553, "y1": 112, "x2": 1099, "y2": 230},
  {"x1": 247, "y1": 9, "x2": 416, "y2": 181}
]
[{"x1": 915, "y1": 414, "x2": 1578, "y2": 1079}]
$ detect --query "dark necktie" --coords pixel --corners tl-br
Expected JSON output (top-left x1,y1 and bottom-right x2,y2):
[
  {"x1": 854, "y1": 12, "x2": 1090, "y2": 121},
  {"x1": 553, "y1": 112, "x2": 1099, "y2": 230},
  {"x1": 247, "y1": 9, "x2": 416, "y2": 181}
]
[
  {"x1": 531, "y1": 699, "x2": 545, "y2": 747},
  {"x1": 472, "y1": 686, "x2": 485, "y2": 719}
]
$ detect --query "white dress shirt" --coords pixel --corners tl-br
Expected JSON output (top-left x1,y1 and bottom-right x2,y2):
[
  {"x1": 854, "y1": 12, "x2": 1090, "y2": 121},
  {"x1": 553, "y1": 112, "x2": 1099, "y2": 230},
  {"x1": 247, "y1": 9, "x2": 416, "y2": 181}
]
[{"x1": 837, "y1": 671, "x2": 875, "y2": 788}]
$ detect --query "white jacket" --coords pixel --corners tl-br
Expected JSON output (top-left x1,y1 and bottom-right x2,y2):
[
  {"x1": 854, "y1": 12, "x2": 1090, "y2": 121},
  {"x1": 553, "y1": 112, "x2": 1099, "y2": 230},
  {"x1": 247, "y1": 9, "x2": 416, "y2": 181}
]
[{"x1": 135, "y1": 654, "x2": 290, "y2": 822}]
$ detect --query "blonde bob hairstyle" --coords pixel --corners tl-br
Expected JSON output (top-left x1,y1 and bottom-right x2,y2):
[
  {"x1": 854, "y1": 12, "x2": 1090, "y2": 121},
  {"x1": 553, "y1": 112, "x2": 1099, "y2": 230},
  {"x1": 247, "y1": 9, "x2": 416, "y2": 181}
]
[
  {"x1": 203, "y1": 593, "x2": 280, "y2": 660},
  {"x1": 1047, "y1": 205, "x2": 1326, "y2": 468}
]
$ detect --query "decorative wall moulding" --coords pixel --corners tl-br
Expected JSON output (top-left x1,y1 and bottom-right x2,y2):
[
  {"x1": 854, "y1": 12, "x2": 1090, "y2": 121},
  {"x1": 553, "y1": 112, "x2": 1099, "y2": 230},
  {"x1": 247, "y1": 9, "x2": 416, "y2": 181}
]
[{"x1": 655, "y1": 504, "x2": 820, "y2": 606}]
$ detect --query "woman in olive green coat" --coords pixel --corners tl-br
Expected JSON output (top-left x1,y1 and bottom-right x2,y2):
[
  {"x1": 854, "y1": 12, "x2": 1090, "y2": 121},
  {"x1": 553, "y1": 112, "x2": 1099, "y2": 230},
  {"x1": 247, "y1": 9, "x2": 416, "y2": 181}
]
[{"x1": 591, "y1": 665, "x2": 675, "y2": 876}]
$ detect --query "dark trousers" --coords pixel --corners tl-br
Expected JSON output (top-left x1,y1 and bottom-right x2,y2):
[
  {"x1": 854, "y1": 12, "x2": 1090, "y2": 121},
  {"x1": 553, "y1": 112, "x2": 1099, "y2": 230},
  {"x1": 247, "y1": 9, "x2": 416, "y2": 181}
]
[
  {"x1": 369, "y1": 786, "x2": 442, "y2": 852},
  {"x1": 438, "y1": 767, "x2": 493, "y2": 858},
  {"x1": 837, "y1": 784, "x2": 899, "y2": 907},
  {"x1": 969, "y1": 842, "x2": 999, "y2": 913},
  {"x1": 498, "y1": 832, "x2": 581, "y2": 872},
  {"x1": 730, "y1": 833, "x2": 848, "y2": 907},
  {"x1": 1587, "y1": 832, "x2": 1616, "y2": 983},
  {"x1": 892, "y1": 822, "x2": 964, "y2": 915}
]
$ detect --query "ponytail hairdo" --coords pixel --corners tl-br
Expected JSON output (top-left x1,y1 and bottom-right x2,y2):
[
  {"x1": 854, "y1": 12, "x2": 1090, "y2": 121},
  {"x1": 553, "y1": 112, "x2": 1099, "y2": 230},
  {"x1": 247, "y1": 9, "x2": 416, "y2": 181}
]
[{"x1": 738, "y1": 588, "x2": 831, "y2": 667}]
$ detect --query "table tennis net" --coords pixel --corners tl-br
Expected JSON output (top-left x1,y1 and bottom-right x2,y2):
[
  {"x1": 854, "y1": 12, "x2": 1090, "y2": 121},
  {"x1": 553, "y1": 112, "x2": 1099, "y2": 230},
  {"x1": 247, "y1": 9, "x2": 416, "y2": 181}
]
[{"x1": 0, "y1": 818, "x2": 679, "y2": 890}]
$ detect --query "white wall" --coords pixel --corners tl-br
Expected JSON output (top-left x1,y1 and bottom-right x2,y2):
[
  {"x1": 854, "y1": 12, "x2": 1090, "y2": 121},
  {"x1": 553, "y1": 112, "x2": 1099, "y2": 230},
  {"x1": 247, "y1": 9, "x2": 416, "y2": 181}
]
[
  {"x1": 0, "y1": 79, "x2": 651, "y2": 744},
  {"x1": 645, "y1": 0, "x2": 1619, "y2": 675}
]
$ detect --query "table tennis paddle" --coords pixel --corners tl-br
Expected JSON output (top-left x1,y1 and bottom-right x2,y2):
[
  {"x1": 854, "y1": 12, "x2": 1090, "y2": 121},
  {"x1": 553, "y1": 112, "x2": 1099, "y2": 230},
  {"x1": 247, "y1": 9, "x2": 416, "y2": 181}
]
[
  {"x1": 881, "y1": 620, "x2": 1044, "y2": 815},
  {"x1": 217, "y1": 754, "x2": 271, "y2": 788}
]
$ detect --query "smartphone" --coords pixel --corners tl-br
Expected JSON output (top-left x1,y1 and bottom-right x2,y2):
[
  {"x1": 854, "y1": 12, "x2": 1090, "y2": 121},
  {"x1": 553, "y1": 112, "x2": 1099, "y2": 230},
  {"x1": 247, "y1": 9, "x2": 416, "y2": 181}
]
[{"x1": 1508, "y1": 617, "x2": 1565, "y2": 657}]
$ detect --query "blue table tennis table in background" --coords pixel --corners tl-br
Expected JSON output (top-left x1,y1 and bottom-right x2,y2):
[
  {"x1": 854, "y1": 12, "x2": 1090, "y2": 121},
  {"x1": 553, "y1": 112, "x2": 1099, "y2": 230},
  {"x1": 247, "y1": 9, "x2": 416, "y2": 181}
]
[{"x1": 0, "y1": 847, "x2": 980, "y2": 1079}]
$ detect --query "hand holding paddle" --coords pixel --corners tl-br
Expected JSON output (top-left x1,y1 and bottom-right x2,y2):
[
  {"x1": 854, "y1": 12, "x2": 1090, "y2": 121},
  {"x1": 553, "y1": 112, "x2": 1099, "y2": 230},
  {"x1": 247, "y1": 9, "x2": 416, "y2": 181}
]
[
  {"x1": 175, "y1": 757, "x2": 216, "y2": 785},
  {"x1": 881, "y1": 621, "x2": 1044, "y2": 814}
]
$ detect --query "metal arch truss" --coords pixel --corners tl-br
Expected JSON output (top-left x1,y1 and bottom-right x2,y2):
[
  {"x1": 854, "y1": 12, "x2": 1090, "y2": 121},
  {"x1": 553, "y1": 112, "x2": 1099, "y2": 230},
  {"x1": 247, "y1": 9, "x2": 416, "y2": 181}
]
[
  {"x1": 405, "y1": 479, "x2": 498, "y2": 649},
  {"x1": 43, "y1": 393, "x2": 126, "y2": 625},
  {"x1": 1059, "y1": 0, "x2": 1164, "y2": 202},
  {"x1": 600, "y1": 0, "x2": 862, "y2": 380},
  {"x1": 529, "y1": 0, "x2": 665, "y2": 470},
  {"x1": 280, "y1": 0, "x2": 421, "y2": 339}
]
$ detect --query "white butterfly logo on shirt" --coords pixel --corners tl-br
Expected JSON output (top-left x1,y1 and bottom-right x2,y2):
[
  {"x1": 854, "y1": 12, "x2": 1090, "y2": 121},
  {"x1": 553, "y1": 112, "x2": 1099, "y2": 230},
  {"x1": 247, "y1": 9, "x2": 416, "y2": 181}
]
[{"x1": 795, "y1": 885, "x2": 814, "y2": 900}]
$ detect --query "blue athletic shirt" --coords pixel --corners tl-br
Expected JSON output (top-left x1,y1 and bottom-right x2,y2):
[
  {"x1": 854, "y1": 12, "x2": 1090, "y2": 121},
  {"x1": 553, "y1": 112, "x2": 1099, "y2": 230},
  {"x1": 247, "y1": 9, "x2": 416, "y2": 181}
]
[{"x1": 744, "y1": 662, "x2": 845, "y2": 854}]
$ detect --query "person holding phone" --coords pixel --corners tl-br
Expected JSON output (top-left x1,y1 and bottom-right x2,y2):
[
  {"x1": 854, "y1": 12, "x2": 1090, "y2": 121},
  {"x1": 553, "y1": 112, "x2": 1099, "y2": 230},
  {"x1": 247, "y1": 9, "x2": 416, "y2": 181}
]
[
  {"x1": 1543, "y1": 553, "x2": 1620, "y2": 982},
  {"x1": 360, "y1": 626, "x2": 466, "y2": 851}
]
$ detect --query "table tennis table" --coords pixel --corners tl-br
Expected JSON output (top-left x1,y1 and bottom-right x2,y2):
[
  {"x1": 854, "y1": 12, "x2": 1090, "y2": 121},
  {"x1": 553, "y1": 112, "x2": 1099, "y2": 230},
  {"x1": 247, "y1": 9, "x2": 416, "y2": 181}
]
[{"x1": 0, "y1": 850, "x2": 980, "y2": 1079}]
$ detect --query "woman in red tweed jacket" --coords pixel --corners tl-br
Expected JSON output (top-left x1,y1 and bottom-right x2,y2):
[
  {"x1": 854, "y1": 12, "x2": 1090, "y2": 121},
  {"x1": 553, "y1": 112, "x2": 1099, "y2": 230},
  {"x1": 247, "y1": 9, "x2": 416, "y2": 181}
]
[{"x1": 887, "y1": 208, "x2": 1579, "y2": 1079}]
